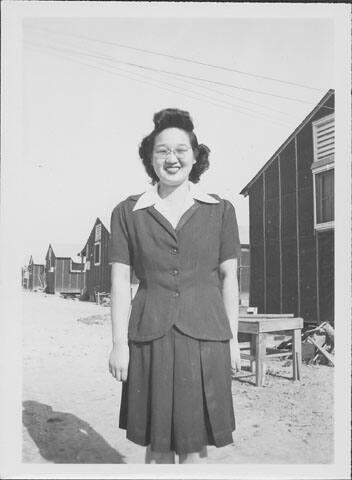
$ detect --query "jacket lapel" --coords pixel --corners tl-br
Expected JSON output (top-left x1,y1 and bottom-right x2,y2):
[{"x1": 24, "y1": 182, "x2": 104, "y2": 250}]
[
  {"x1": 176, "y1": 202, "x2": 200, "y2": 232},
  {"x1": 147, "y1": 206, "x2": 177, "y2": 240}
]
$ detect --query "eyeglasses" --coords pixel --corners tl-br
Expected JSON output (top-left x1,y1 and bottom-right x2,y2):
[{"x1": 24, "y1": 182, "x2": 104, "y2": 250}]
[{"x1": 153, "y1": 146, "x2": 192, "y2": 160}]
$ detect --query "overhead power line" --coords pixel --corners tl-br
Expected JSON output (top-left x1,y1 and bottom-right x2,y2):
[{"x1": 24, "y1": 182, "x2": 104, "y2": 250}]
[
  {"x1": 146, "y1": 73, "x2": 299, "y2": 120},
  {"x1": 27, "y1": 25, "x2": 324, "y2": 92},
  {"x1": 28, "y1": 34, "x2": 300, "y2": 120},
  {"x1": 25, "y1": 38, "x2": 316, "y2": 106},
  {"x1": 26, "y1": 42, "x2": 291, "y2": 127},
  {"x1": 26, "y1": 42, "x2": 292, "y2": 128},
  {"x1": 27, "y1": 36, "x2": 301, "y2": 121}
]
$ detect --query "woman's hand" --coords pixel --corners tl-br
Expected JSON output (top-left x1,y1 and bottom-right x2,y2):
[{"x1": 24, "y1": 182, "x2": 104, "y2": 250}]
[
  {"x1": 109, "y1": 343, "x2": 129, "y2": 382},
  {"x1": 229, "y1": 338, "x2": 241, "y2": 375}
]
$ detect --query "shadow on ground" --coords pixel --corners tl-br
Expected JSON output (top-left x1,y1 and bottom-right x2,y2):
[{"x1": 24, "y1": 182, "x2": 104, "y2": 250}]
[{"x1": 23, "y1": 400, "x2": 125, "y2": 463}]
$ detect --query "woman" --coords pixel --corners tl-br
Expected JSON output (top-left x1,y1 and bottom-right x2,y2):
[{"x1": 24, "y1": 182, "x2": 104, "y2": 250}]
[{"x1": 108, "y1": 108, "x2": 241, "y2": 464}]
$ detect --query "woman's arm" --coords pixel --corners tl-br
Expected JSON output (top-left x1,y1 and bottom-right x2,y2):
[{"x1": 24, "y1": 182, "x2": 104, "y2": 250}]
[
  {"x1": 219, "y1": 258, "x2": 241, "y2": 373},
  {"x1": 108, "y1": 262, "x2": 132, "y2": 382}
]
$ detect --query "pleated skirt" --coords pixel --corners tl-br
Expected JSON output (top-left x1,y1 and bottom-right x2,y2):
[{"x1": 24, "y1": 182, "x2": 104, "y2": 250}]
[{"x1": 119, "y1": 326, "x2": 235, "y2": 455}]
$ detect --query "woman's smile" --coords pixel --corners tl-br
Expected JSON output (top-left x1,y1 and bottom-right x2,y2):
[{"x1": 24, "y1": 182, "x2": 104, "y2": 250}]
[
  {"x1": 152, "y1": 128, "x2": 196, "y2": 187},
  {"x1": 164, "y1": 163, "x2": 182, "y2": 174}
]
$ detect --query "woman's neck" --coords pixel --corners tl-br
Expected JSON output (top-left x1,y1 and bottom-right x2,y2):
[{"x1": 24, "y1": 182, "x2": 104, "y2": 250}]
[{"x1": 157, "y1": 180, "x2": 190, "y2": 202}]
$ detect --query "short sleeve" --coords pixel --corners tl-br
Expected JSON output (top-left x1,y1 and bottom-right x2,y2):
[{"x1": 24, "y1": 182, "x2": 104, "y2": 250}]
[
  {"x1": 219, "y1": 199, "x2": 241, "y2": 264},
  {"x1": 109, "y1": 202, "x2": 132, "y2": 265}
]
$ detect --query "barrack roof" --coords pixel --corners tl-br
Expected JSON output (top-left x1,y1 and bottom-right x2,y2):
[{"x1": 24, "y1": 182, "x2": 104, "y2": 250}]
[
  {"x1": 29, "y1": 255, "x2": 44, "y2": 266},
  {"x1": 49, "y1": 243, "x2": 82, "y2": 263},
  {"x1": 240, "y1": 89, "x2": 334, "y2": 197},
  {"x1": 80, "y1": 216, "x2": 111, "y2": 254}
]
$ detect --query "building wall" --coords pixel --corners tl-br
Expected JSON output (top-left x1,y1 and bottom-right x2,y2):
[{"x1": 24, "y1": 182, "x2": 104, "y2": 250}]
[
  {"x1": 28, "y1": 266, "x2": 34, "y2": 290},
  {"x1": 265, "y1": 158, "x2": 281, "y2": 313},
  {"x1": 247, "y1": 95, "x2": 334, "y2": 323},
  {"x1": 317, "y1": 229, "x2": 334, "y2": 323},
  {"x1": 84, "y1": 221, "x2": 111, "y2": 301},
  {"x1": 280, "y1": 139, "x2": 299, "y2": 316},
  {"x1": 45, "y1": 250, "x2": 55, "y2": 293},
  {"x1": 249, "y1": 177, "x2": 265, "y2": 312},
  {"x1": 297, "y1": 119, "x2": 318, "y2": 321},
  {"x1": 28, "y1": 264, "x2": 45, "y2": 290},
  {"x1": 54, "y1": 258, "x2": 85, "y2": 293},
  {"x1": 22, "y1": 268, "x2": 29, "y2": 289}
]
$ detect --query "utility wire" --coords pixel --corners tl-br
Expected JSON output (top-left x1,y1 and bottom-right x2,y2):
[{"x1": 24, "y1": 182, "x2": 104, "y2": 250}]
[
  {"x1": 25, "y1": 35, "x2": 316, "y2": 105},
  {"x1": 27, "y1": 25, "x2": 324, "y2": 92},
  {"x1": 27, "y1": 39, "x2": 297, "y2": 123},
  {"x1": 31, "y1": 33, "x2": 300, "y2": 120},
  {"x1": 24, "y1": 43, "x2": 255, "y2": 119},
  {"x1": 29, "y1": 41, "x2": 295, "y2": 126},
  {"x1": 26, "y1": 42, "x2": 292, "y2": 128},
  {"x1": 144, "y1": 68, "x2": 300, "y2": 120}
]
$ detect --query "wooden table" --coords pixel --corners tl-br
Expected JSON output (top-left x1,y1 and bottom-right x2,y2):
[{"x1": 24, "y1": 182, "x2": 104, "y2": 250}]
[{"x1": 238, "y1": 314, "x2": 304, "y2": 386}]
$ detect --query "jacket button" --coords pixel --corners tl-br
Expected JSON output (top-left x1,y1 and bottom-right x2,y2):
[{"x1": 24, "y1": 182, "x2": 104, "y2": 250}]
[
  {"x1": 171, "y1": 269, "x2": 179, "y2": 276},
  {"x1": 171, "y1": 248, "x2": 178, "y2": 255},
  {"x1": 173, "y1": 291, "x2": 180, "y2": 297}
]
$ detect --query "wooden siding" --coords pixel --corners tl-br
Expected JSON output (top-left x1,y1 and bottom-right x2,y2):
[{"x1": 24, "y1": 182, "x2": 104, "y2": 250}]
[
  {"x1": 44, "y1": 245, "x2": 85, "y2": 294},
  {"x1": 265, "y1": 159, "x2": 280, "y2": 313},
  {"x1": 244, "y1": 92, "x2": 334, "y2": 324},
  {"x1": 28, "y1": 264, "x2": 45, "y2": 290},
  {"x1": 44, "y1": 247, "x2": 55, "y2": 294},
  {"x1": 54, "y1": 258, "x2": 84, "y2": 293},
  {"x1": 249, "y1": 176, "x2": 264, "y2": 312},
  {"x1": 280, "y1": 139, "x2": 299, "y2": 315},
  {"x1": 317, "y1": 229, "x2": 334, "y2": 323},
  {"x1": 83, "y1": 219, "x2": 111, "y2": 301},
  {"x1": 22, "y1": 267, "x2": 29, "y2": 289}
]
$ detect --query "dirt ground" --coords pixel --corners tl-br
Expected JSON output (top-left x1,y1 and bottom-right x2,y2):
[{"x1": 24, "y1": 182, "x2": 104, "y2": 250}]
[{"x1": 22, "y1": 291, "x2": 334, "y2": 464}]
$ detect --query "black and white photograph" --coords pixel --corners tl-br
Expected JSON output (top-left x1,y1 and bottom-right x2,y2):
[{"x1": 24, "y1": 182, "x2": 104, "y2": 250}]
[{"x1": 0, "y1": 2, "x2": 351, "y2": 478}]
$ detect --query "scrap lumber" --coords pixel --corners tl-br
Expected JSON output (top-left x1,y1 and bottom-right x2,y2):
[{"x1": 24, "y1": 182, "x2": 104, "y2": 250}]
[
  {"x1": 322, "y1": 322, "x2": 335, "y2": 341},
  {"x1": 307, "y1": 336, "x2": 335, "y2": 366},
  {"x1": 277, "y1": 322, "x2": 335, "y2": 366}
]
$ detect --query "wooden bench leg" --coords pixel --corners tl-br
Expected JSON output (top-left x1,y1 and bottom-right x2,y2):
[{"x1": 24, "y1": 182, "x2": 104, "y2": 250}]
[
  {"x1": 250, "y1": 335, "x2": 256, "y2": 373},
  {"x1": 292, "y1": 328, "x2": 302, "y2": 381},
  {"x1": 256, "y1": 333, "x2": 266, "y2": 386}
]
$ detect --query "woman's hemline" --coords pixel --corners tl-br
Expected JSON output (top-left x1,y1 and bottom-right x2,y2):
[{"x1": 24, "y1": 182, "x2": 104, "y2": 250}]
[{"x1": 121, "y1": 427, "x2": 236, "y2": 455}]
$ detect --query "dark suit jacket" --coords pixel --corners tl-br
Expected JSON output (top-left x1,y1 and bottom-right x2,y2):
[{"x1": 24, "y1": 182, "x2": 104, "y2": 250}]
[{"x1": 109, "y1": 194, "x2": 241, "y2": 341}]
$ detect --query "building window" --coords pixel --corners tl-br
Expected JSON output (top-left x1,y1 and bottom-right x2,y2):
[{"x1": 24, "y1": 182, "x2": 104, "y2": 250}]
[
  {"x1": 94, "y1": 242, "x2": 101, "y2": 266},
  {"x1": 95, "y1": 224, "x2": 102, "y2": 242},
  {"x1": 312, "y1": 113, "x2": 334, "y2": 231},
  {"x1": 313, "y1": 166, "x2": 334, "y2": 230},
  {"x1": 312, "y1": 114, "x2": 334, "y2": 164}
]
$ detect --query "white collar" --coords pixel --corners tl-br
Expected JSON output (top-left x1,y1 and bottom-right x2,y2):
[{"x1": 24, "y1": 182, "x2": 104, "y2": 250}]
[{"x1": 132, "y1": 182, "x2": 219, "y2": 211}]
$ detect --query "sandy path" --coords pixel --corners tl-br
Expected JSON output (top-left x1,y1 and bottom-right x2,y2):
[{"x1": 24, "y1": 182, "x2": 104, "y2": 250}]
[{"x1": 22, "y1": 291, "x2": 333, "y2": 464}]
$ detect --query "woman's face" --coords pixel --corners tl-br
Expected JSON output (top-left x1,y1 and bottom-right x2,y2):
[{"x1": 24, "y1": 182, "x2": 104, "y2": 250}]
[{"x1": 152, "y1": 128, "x2": 196, "y2": 187}]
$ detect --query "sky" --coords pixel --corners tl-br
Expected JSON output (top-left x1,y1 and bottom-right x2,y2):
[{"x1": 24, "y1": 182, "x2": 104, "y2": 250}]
[{"x1": 21, "y1": 15, "x2": 334, "y2": 264}]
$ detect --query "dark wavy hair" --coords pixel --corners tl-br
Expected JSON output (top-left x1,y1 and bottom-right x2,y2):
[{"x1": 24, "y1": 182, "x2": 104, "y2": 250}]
[{"x1": 139, "y1": 108, "x2": 210, "y2": 184}]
